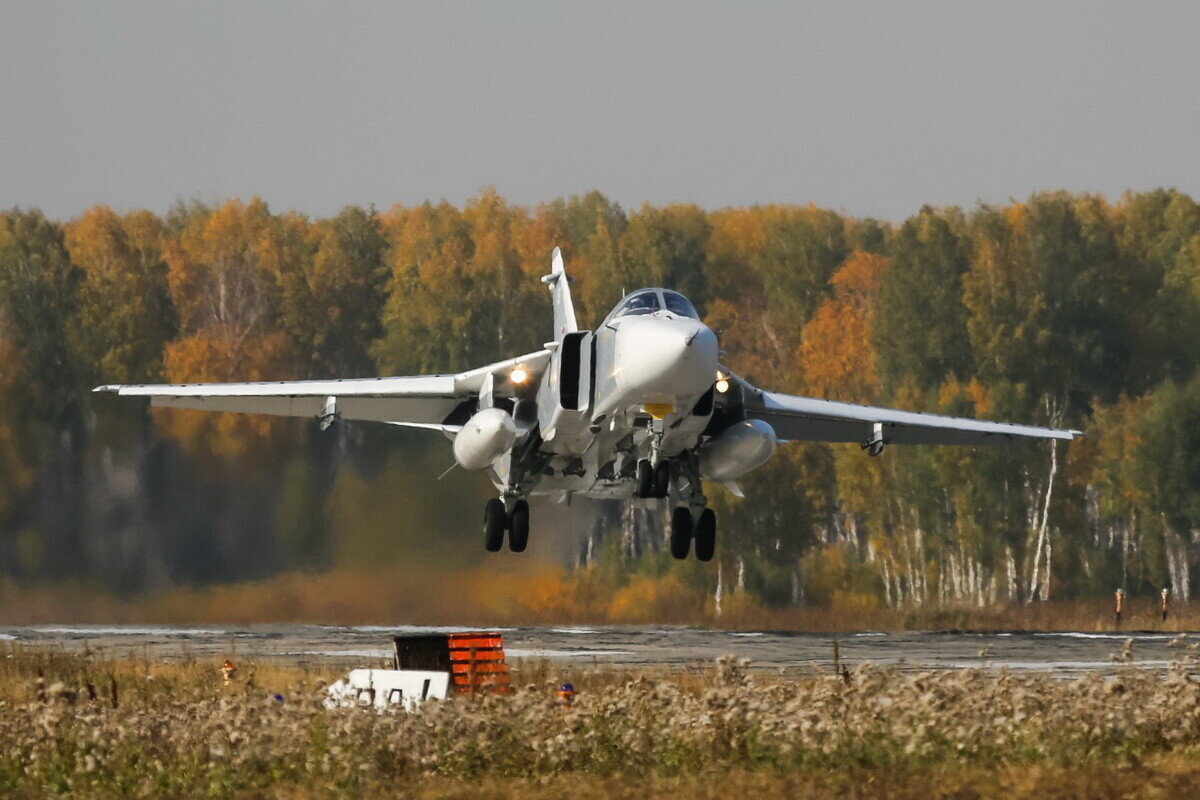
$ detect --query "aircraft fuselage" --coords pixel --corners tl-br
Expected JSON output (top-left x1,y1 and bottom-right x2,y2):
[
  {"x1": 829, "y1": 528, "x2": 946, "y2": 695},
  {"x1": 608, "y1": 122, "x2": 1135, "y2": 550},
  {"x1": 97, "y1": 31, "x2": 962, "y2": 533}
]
[{"x1": 499, "y1": 288, "x2": 721, "y2": 502}]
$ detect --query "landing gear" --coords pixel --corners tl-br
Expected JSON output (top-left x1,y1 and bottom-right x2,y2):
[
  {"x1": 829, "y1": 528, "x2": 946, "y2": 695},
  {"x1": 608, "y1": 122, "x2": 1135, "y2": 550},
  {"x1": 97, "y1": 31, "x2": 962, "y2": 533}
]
[
  {"x1": 483, "y1": 497, "x2": 531, "y2": 553},
  {"x1": 635, "y1": 458, "x2": 672, "y2": 499},
  {"x1": 655, "y1": 462, "x2": 671, "y2": 498},
  {"x1": 669, "y1": 506, "x2": 692, "y2": 559},
  {"x1": 669, "y1": 506, "x2": 717, "y2": 561},
  {"x1": 636, "y1": 459, "x2": 655, "y2": 498},
  {"x1": 483, "y1": 499, "x2": 506, "y2": 552},
  {"x1": 508, "y1": 500, "x2": 529, "y2": 552},
  {"x1": 694, "y1": 508, "x2": 716, "y2": 562}
]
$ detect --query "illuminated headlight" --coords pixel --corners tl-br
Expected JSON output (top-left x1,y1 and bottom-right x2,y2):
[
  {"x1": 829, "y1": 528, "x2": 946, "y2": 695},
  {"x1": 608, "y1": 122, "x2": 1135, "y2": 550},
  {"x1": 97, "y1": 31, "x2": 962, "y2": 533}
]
[
  {"x1": 510, "y1": 366, "x2": 529, "y2": 385},
  {"x1": 715, "y1": 371, "x2": 729, "y2": 393}
]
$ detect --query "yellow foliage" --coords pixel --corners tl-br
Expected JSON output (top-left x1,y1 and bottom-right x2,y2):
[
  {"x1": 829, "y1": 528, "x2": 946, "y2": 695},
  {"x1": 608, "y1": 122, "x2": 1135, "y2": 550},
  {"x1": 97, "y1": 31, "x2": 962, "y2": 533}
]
[
  {"x1": 163, "y1": 198, "x2": 276, "y2": 337},
  {"x1": 156, "y1": 330, "x2": 293, "y2": 461},
  {"x1": 607, "y1": 573, "x2": 703, "y2": 623},
  {"x1": 829, "y1": 590, "x2": 882, "y2": 611},
  {"x1": 515, "y1": 569, "x2": 574, "y2": 615},
  {"x1": 799, "y1": 250, "x2": 889, "y2": 402}
]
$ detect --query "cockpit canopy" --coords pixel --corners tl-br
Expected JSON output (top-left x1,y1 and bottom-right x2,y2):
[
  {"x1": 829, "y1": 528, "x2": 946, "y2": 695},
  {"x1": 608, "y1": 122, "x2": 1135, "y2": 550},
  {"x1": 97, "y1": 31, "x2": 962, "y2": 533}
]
[{"x1": 606, "y1": 289, "x2": 699, "y2": 323}]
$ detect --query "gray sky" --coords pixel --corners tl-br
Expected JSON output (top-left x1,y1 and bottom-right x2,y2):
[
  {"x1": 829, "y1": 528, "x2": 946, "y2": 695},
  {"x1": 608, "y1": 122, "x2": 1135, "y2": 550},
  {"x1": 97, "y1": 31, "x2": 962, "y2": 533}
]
[{"x1": 2, "y1": 1, "x2": 1197, "y2": 221}]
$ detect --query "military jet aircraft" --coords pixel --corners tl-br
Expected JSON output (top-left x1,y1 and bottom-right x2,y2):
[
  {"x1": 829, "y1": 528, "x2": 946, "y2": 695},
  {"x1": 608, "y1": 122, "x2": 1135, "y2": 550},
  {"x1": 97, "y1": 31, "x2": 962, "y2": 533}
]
[{"x1": 96, "y1": 248, "x2": 1082, "y2": 562}]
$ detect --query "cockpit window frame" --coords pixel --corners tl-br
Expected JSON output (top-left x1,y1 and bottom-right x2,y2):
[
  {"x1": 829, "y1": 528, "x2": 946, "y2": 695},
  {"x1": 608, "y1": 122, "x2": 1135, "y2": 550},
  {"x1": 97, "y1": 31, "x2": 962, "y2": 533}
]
[
  {"x1": 660, "y1": 290, "x2": 699, "y2": 319},
  {"x1": 610, "y1": 290, "x2": 661, "y2": 319},
  {"x1": 603, "y1": 288, "x2": 701, "y2": 326}
]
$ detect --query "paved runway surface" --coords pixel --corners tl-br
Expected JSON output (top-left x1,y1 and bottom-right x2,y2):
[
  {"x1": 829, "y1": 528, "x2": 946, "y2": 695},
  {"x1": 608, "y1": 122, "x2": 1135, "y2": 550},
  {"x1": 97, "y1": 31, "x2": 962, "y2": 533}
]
[{"x1": 3, "y1": 624, "x2": 1194, "y2": 674}]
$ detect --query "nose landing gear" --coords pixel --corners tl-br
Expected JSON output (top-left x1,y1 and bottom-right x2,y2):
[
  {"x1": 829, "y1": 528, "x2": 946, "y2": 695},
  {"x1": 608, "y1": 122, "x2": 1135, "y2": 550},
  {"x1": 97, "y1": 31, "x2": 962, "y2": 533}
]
[
  {"x1": 483, "y1": 497, "x2": 531, "y2": 553},
  {"x1": 635, "y1": 459, "x2": 672, "y2": 499}
]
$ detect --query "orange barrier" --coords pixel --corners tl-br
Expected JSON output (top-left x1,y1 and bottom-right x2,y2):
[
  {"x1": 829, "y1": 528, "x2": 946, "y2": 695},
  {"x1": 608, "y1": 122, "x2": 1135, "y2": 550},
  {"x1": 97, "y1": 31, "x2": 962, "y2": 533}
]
[{"x1": 392, "y1": 631, "x2": 512, "y2": 696}]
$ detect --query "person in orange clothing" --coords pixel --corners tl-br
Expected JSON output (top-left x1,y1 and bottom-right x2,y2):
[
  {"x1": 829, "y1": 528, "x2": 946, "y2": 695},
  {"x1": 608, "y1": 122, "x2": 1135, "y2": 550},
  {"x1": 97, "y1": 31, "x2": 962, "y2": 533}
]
[{"x1": 220, "y1": 660, "x2": 237, "y2": 683}]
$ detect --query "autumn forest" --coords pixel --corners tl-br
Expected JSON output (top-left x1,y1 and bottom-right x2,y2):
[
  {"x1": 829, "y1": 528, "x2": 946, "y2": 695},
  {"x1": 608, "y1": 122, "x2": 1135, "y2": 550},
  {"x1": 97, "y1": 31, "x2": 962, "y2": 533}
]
[{"x1": 2, "y1": 189, "x2": 1200, "y2": 619}]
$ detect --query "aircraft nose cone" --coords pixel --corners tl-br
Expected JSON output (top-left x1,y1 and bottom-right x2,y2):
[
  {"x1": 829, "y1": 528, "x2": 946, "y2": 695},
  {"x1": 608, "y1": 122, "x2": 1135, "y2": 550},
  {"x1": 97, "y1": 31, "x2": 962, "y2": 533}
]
[{"x1": 615, "y1": 316, "x2": 719, "y2": 397}]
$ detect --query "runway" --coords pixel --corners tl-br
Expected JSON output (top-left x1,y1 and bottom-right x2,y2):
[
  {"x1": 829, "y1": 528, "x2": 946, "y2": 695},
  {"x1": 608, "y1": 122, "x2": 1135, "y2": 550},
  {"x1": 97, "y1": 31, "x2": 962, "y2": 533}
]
[{"x1": 2, "y1": 624, "x2": 1192, "y2": 674}]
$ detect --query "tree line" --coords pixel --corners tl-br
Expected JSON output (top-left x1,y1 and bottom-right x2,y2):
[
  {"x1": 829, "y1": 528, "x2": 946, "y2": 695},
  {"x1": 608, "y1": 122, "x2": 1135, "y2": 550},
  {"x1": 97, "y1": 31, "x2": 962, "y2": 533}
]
[{"x1": 1, "y1": 189, "x2": 1198, "y2": 610}]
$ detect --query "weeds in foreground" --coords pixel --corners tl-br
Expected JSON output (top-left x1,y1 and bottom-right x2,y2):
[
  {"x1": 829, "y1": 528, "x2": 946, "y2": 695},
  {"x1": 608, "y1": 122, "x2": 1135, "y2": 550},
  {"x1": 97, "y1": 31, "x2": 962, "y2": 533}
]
[{"x1": 4, "y1": 648, "x2": 1200, "y2": 797}]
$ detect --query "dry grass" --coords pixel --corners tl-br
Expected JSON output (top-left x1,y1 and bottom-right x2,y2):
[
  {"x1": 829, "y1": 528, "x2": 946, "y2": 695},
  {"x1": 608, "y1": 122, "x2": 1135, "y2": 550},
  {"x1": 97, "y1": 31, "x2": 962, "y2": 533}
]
[
  {"x1": 0, "y1": 571, "x2": 1193, "y2": 632},
  {"x1": 5, "y1": 645, "x2": 1200, "y2": 798}
]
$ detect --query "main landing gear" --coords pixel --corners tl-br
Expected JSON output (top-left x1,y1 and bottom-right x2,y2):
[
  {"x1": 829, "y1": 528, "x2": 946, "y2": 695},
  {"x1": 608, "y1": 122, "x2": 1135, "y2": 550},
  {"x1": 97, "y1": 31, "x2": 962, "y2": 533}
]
[
  {"x1": 483, "y1": 498, "x2": 530, "y2": 553},
  {"x1": 670, "y1": 506, "x2": 716, "y2": 562}
]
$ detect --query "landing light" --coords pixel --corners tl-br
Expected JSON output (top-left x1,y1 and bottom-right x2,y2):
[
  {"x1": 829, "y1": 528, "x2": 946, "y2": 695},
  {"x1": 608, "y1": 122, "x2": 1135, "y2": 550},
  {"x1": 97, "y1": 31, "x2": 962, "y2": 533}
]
[
  {"x1": 715, "y1": 372, "x2": 730, "y2": 394},
  {"x1": 509, "y1": 366, "x2": 529, "y2": 385}
]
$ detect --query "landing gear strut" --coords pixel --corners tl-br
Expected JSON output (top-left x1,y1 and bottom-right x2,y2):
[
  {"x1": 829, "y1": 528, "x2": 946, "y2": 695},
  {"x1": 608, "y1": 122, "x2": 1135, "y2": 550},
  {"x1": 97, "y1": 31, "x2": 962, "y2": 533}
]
[
  {"x1": 635, "y1": 459, "x2": 672, "y2": 499},
  {"x1": 636, "y1": 459, "x2": 654, "y2": 498},
  {"x1": 655, "y1": 462, "x2": 671, "y2": 498},
  {"x1": 669, "y1": 506, "x2": 717, "y2": 561},
  {"x1": 483, "y1": 497, "x2": 531, "y2": 553}
]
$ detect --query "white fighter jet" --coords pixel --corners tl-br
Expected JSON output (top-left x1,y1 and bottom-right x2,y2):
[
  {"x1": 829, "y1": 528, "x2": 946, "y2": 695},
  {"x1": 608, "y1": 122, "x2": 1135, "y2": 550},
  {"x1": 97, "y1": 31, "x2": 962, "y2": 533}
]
[{"x1": 96, "y1": 248, "x2": 1082, "y2": 561}]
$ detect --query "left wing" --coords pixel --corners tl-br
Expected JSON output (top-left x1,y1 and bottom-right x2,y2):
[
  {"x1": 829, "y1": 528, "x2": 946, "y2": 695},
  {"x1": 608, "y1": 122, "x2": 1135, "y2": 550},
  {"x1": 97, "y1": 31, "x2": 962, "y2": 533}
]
[
  {"x1": 734, "y1": 378, "x2": 1081, "y2": 446},
  {"x1": 94, "y1": 350, "x2": 551, "y2": 430}
]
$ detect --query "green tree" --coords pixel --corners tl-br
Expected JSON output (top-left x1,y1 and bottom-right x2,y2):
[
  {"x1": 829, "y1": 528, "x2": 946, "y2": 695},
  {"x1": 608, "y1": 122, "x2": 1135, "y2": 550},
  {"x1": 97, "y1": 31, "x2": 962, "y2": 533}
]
[
  {"x1": 873, "y1": 207, "x2": 972, "y2": 393},
  {"x1": 267, "y1": 206, "x2": 388, "y2": 378}
]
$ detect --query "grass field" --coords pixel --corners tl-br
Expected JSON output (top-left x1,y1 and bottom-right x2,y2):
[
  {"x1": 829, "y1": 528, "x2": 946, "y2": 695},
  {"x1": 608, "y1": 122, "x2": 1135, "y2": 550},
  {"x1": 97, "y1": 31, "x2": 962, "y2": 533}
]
[{"x1": 5, "y1": 644, "x2": 1200, "y2": 798}]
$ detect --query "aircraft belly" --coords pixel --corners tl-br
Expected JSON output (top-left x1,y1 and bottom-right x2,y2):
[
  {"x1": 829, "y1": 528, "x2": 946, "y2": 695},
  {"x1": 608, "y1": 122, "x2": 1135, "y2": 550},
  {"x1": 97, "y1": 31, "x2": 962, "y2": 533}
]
[{"x1": 530, "y1": 475, "x2": 637, "y2": 500}]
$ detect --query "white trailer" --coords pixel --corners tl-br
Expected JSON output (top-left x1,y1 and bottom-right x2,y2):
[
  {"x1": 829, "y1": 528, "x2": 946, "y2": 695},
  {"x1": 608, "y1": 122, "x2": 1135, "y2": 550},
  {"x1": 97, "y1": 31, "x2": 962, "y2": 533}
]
[{"x1": 325, "y1": 668, "x2": 450, "y2": 712}]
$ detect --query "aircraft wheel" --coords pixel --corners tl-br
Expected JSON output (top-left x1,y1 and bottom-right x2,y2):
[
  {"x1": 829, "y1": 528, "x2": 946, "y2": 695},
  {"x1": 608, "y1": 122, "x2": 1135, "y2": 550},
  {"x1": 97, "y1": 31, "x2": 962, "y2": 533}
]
[
  {"x1": 694, "y1": 508, "x2": 716, "y2": 562},
  {"x1": 483, "y1": 499, "x2": 506, "y2": 552},
  {"x1": 636, "y1": 459, "x2": 654, "y2": 498},
  {"x1": 655, "y1": 461, "x2": 671, "y2": 498},
  {"x1": 669, "y1": 506, "x2": 692, "y2": 560},
  {"x1": 508, "y1": 500, "x2": 530, "y2": 553}
]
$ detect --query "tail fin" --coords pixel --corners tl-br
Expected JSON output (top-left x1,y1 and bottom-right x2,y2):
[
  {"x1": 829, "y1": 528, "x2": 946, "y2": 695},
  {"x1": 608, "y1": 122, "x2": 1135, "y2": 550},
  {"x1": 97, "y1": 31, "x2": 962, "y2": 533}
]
[{"x1": 541, "y1": 246, "x2": 578, "y2": 340}]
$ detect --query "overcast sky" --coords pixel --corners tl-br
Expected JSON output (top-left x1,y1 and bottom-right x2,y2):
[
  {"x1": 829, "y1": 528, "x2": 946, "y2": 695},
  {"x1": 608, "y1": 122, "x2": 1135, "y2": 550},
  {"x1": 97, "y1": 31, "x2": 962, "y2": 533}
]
[{"x1": 1, "y1": 2, "x2": 1197, "y2": 221}]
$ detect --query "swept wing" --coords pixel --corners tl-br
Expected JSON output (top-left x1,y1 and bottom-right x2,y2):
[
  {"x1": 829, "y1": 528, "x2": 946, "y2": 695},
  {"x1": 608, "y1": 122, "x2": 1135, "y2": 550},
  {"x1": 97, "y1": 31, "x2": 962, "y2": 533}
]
[
  {"x1": 93, "y1": 350, "x2": 551, "y2": 429},
  {"x1": 737, "y1": 379, "x2": 1081, "y2": 446}
]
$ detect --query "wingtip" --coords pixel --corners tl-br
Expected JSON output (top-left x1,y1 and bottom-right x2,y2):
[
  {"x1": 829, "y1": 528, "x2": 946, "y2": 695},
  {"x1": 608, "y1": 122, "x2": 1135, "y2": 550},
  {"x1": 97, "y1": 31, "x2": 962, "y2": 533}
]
[{"x1": 93, "y1": 385, "x2": 118, "y2": 393}]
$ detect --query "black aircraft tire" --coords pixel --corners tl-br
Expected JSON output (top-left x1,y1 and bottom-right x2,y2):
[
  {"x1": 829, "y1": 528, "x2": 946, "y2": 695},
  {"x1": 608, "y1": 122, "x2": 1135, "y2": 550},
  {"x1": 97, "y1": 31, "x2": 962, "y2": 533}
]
[
  {"x1": 670, "y1": 507, "x2": 693, "y2": 560},
  {"x1": 636, "y1": 459, "x2": 654, "y2": 498},
  {"x1": 484, "y1": 499, "x2": 506, "y2": 552},
  {"x1": 694, "y1": 508, "x2": 716, "y2": 562},
  {"x1": 508, "y1": 500, "x2": 530, "y2": 553},
  {"x1": 655, "y1": 461, "x2": 671, "y2": 498}
]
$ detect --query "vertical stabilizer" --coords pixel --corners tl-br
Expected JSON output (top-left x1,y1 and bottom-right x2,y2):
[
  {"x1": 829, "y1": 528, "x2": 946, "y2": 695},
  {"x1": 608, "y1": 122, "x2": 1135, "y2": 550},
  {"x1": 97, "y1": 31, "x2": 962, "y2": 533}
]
[{"x1": 541, "y1": 246, "x2": 578, "y2": 341}]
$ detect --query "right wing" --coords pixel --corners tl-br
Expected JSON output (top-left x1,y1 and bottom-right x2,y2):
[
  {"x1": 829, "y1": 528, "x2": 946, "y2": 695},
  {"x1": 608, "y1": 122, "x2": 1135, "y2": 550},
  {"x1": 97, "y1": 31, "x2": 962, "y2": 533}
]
[
  {"x1": 733, "y1": 376, "x2": 1081, "y2": 446},
  {"x1": 94, "y1": 350, "x2": 552, "y2": 430}
]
